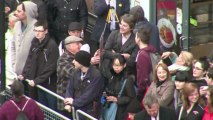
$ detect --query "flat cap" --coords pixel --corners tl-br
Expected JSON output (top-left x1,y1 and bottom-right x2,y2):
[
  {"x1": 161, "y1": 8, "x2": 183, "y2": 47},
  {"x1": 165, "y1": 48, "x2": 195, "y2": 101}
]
[
  {"x1": 69, "y1": 22, "x2": 82, "y2": 31},
  {"x1": 65, "y1": 36, "x2": 83, "y2": 45}
]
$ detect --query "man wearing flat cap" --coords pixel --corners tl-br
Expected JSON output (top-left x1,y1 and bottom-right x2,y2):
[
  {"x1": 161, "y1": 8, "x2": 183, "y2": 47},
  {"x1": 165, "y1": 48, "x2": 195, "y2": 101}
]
[
  {"x1": 59, "y1": 22, "x2": 83, "y2": 55},
  {"x1": 64, "y1": 50, "x2": 104, "y2": 119},
  {"x1": 56, "y1": 35, "x2": 83, "y2": 114}
]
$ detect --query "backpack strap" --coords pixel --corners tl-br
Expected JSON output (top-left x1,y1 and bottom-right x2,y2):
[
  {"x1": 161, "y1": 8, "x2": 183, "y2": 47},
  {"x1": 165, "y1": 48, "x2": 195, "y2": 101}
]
[{"x1": 10, "y1": 98, "x2": 30, "y2": 111}]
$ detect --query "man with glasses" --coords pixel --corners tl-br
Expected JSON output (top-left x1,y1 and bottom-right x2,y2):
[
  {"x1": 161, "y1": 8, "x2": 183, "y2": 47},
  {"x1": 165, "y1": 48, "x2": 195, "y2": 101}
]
[
  {"x1": 18, "y1": 21, "x2": 59, "y2": 110},
  {"x1": 11, "y1": 1, "x2": 38, "y2": 75}
]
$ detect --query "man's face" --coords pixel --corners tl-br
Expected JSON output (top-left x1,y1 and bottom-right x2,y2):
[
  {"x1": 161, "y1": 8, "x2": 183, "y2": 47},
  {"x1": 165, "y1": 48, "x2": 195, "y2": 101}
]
[
  {"x1": 119, "y1": 20, "x2": 131, "y2": 35},
  {"x1": 66, "y1": 42, "x2": 82, "y2": 54},
  {"x1": 145, "y1": 103, "x2": 159, "y2": 117},
  {"x1": 72, "y1": 59, "x2": 82, "y2": 69},
  {"x1": 34, "y1": 26, "x2": 47, "y2": 41},
  {"x1": 14, "y1": 4, "x2": 26, "y2": 21},
  {"x1": 68, "y1": 30, "x2": 81, "y2": 37}
]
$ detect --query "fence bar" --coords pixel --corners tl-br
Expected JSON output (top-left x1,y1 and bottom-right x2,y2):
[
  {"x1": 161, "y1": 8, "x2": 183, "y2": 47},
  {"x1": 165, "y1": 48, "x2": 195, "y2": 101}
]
[
  {"x1": 6, "y1": 69, "x2": 98, "y2": 120},
  {"x1": 25, "y1": 79, "x2": 64, "y2": 100},
  {"x1": 76, "y1": 110, "x2": 98, "y2": 120}
]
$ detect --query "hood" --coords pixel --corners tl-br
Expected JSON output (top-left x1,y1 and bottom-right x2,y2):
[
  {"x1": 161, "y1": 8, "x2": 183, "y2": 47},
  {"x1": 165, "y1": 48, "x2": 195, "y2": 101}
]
[
  {"x1": 23, "y1": 1, "x2": 38, "y2": 23},
  {"x1": 140, "y1": 44, "x2": 157, "y2": 53},
  {"x1": 129, "y1": 5, "x2": 145, "y2": 21}
]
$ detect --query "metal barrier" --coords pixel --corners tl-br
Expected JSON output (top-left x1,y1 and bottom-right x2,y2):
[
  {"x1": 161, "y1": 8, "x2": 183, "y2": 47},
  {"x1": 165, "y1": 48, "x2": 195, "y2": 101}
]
[
  {"x1": 4, "y1": 86, "x2": 70, "y2": 120},
  {"x1": 5, "y1": 70, "x2": 98, "y2": 120}
]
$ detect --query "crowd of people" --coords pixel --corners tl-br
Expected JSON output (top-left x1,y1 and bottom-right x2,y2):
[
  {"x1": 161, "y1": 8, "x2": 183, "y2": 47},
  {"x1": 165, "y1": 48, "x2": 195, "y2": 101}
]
[{"x1": 2, "y1": 0, "x2": 213, "y2": 120}]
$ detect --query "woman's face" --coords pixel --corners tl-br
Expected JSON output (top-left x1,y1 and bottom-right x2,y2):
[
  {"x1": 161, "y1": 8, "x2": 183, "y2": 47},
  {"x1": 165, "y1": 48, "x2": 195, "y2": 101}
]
[
  {"x1": 188, "y1": 89, "x2": 199, "y2": 104},
  {"x1": 112, "y1": 59, "x2": 125, "y2": 74},
  {"x1": 176, "y1": 53, "x2": 186, "y2": 66},
  {"x1": 175, "y1": 81, "x2": 185, "y2": 90},
  {"x1": 157, "y1": 66, "x2": 168, "y2": 81},
  {"x1": 193, "y1": 62, "x2": 205, "y2": 80}
]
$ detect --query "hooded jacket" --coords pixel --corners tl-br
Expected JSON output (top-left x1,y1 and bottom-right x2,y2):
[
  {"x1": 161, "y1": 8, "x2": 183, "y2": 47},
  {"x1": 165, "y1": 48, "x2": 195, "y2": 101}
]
[
  {"x1": 136, "y1": 45, "x2": 157, "y2": 97},
  {"x1": 11, "y1": 1, "x2": 38, "y2": 75},
  {"x1": 130, "y1": 5, "x2": 161, "y2": 52}
]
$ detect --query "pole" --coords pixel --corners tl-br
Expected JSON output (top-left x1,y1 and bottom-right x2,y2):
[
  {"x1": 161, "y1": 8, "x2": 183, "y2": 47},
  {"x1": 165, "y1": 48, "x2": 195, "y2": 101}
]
[{"x1": 0, "y1": 0, "x2": 6, "y2": 91}]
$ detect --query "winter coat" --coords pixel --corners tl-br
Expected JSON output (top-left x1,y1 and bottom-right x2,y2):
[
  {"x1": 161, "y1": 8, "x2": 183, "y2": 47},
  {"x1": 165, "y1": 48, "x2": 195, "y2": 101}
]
[
  {"x1": 65, "y1": 66, "x2": 105, "y2": 117},
  {"x1": 22, "y1": 34, "x2": 59, "y2": 92},
  {"x1": 146, "y1": 79, "x2": 175, "y2": 109},
  {"x1": 177, "y1": 103, "x2": 204, "y2": 120},
  {"x1": 11, "y1": 1, "x2": 38, "y2": 75},
  {"x1": 56, "y1": 51, "x2": 75, "y2": 110},
  {"x1": 202, "y1": 106, "x2": 213, "y2": 120},
  {"x1": 51, "y1": 0, "x2": 88, "y2": 42},
  {"x1": 136, "y1": 45, "x2": 157, "y2": 97},
  {"x1": 104, "y1": 71, "x2": 136, "y2": 120},
  {"x1": 101, "y1": 30, "x2": 139, "y2": 79}
]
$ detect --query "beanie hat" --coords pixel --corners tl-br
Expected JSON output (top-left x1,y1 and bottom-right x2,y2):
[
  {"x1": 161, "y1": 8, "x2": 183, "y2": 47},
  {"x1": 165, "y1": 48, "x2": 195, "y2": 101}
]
[
  {"x1": 75, "y1": 50, "x2": 91, "y2": 67},
  {"x1": 175, "y1": 71, "x2": 189, "y2": 82}
]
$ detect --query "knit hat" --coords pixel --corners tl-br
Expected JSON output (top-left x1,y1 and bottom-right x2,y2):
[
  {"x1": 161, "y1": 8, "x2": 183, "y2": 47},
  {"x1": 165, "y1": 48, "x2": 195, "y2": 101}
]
[
  {"x1": 75, "y1": 50, "x2": 91, "y2": 67},
  {"x1": 68, "y1": 22, "x2": 82, "y2": 31},
  {"x1": 175, "y1": 71, "x2": 189, "y2": 82},
  {"x1": 65, "y1": 36, "x2": 83, "y2": 45}
]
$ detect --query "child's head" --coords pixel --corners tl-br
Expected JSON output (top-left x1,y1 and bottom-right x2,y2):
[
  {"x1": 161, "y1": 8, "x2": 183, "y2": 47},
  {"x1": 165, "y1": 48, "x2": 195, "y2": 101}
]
[{"x1": 112, "y1": 55, "x2": 126, "y2": 74}]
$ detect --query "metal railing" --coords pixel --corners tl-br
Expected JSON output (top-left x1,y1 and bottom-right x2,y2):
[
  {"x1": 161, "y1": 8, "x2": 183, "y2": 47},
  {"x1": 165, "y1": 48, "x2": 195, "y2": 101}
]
[{"x1": 5, "y1": 69, "x2": 98, "y2": 120}]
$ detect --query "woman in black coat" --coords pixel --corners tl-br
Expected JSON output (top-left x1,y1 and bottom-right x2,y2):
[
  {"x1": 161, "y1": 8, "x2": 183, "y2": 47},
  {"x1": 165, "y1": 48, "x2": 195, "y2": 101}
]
[{"x1": 102, "y1": 55, "x2": 136, "y2": 120}]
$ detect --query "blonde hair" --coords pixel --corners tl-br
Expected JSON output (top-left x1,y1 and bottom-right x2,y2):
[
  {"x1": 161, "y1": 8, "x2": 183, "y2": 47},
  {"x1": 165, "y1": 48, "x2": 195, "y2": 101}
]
[{"x1": 180, "y1": 51, "x2": 194, "y2": 66}]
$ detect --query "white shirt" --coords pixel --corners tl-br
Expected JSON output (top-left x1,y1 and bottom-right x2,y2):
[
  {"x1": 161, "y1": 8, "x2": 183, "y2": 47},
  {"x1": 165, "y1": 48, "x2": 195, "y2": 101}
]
[{"x1": 151, "y1": 113, "x2": 159, "y2": 120}]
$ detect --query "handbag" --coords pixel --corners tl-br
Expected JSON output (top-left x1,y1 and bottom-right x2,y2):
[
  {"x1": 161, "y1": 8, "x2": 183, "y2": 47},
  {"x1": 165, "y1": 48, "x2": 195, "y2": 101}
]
[{"x1": 103, "y1": 79, "x2": 127, "y2": 120}]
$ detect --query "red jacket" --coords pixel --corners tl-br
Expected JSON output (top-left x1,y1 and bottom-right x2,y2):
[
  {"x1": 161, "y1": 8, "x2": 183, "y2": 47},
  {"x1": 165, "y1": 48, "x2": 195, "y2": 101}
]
[
  {"x1": 202, "y1": 106, "x2": 213, "y2": 120},
  {"x1": 136, "y1": 44, "x2": 156, "y2": 97},
  {"x1": 0, "y1": 96, "x2": 44, "y2": 120}
]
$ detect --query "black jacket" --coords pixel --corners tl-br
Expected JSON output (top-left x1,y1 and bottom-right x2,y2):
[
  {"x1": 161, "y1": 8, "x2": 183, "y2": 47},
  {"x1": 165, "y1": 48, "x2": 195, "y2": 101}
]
[
  {"x1": 50, "y1": 0, "x2": 88, "y2": 42},
  {"x1": 101, "y1": 30, "x2": 139, "y2": 79},
  {"x1": 134, "y1": 106, "x2": 177, "y2": 120},
  {"x1": 23, "y1": 34, "x2": 59, "y2": 91}
]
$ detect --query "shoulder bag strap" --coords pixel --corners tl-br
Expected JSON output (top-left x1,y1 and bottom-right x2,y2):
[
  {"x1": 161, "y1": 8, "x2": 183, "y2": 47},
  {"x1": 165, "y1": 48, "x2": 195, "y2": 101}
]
[{"x1": 118, "y1": 79, "x2": 127, "y2": 97}]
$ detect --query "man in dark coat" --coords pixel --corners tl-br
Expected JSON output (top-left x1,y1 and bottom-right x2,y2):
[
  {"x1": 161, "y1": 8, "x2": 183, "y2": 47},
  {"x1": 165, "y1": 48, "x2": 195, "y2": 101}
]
[
  {"x1": 64, "y1": 50, "x2": 104, "y2": 119},
  {"x1": 130, "y1": 5, "x2": 161, "y2": 53},
  {"x1": 43, "y1": 0, "x2": 88, "y2": 44},
  {"x1": 19, "y1": 21, "x2": 59, "y2": 110},
  {"x1": 134, "y1": 94, "x2": 177, "y2": 120}
]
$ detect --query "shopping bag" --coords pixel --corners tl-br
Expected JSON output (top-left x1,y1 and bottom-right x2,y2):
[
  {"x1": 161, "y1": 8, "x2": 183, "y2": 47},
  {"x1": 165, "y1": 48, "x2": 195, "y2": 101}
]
[{"x1": 103, "y1": 102, "x2": 118, "y2": 120}]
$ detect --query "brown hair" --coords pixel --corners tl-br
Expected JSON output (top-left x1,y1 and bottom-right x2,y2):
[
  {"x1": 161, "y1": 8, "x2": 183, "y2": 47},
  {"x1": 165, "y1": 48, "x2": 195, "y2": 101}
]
[
  {"x1": 181, "y1": 83, "x2": 200, "y2": 109},
  {"x1": 153, "y1": 63, "x2": 171, "y2": 83},
  {"x1": 120, "y1": 14, "x2": 136, "y2": 30}
]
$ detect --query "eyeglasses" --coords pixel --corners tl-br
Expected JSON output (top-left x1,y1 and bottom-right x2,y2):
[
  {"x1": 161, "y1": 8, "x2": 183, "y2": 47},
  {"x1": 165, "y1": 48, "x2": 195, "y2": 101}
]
[{"x1": 33, "y1": 29, "x2": 45, "y2": 32}]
